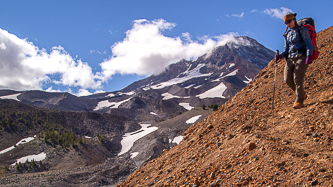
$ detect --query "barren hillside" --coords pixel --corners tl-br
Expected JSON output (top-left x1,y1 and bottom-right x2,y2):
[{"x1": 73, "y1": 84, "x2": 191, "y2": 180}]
[{"x1": 118, "y1": 26, "x2": 333, "y2": 186}]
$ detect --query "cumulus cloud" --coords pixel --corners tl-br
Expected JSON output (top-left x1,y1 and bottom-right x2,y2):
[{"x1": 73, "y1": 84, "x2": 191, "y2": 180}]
[
  {"x1": 263, "y1": 7, "x2": 293, "y2": 20},
  {"x1": 0, "y1": 28, "x2": 101, "y2": 93},
  {"x1": 99, "y1": 19, "x2": 233, "y2": 79}
]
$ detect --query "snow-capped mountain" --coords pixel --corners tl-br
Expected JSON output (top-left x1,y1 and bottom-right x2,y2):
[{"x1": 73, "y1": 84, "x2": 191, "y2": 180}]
[
  {"x1": 86, "y1": 36, "x2": 274, "y2": 121},
  {"x1": 0, "y1": 36, "x2": 274, "y2": 122}
]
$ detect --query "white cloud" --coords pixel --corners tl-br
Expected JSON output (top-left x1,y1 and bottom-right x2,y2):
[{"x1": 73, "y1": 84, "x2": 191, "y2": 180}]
[
  {"x1": 77, "y1": 89, "x2": 93, "y2": 96},
  {"x1": 89, "y1": 50, "x2": 107, "y2": 55},
  {"x1": 0, "y1": 28, "x2": 102, "y2": 93},
  {"x1": 215, "y1": 32, "x2": 240, "y2": 47},
  {"x1": 0, "y1": 42, "x2": 6, "y2": 50},
  {"x1": 231, "y1": 12, "x2": 245, "y2": 19},
  {"x1": 251, "y1": 9, "x2": 258, "y2": 13},
  {"x1": 45, "y1": 86, "x2": 62, "y2": 93},
  {"x1": 182, "y1": 32, "x2": 193, "y2": 43},
  {"x1": 99, "y1": 19, "x2": 233, "y2": 80},
  {"x1": 263, "y1": 7, "x2": 293, "y2": 20}
]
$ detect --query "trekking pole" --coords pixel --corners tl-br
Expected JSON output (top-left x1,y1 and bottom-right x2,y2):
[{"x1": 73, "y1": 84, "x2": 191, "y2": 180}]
[{"x1": 272, "y1": 50, "x2": 279, "y2": 117}]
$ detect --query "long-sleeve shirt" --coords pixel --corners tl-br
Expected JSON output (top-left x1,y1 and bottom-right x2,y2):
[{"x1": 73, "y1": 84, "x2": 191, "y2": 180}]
[{"x1": 280, "y1": 26, "x2": 313, "y2": 58}]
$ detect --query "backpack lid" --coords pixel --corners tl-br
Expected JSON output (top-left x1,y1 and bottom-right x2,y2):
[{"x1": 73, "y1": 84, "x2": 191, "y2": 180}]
[{"x1": 297, "y1": 18, "x2": 315, "y2": 30}]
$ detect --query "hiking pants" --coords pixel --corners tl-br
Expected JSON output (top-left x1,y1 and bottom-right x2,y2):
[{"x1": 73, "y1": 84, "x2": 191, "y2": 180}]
[{"x1": 284, "y1": 55, "x2": 308, "y2": 104}]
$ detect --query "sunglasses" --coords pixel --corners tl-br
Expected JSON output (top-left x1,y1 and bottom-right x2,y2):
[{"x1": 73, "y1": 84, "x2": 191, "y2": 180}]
[{"x1": 285, "y1": 19, "x2": 293, "y2": 24}]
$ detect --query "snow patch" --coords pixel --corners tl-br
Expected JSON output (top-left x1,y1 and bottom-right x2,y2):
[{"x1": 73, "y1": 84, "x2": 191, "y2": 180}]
[
  {"x1": 196, "y1": 82, "x2": 227, "y2": 99},
  {"x1": 118, "y1": 124, "x2": 158, "y2": 156},
  {"x1": 243, "y1": 76, "x2": 252, "y2": 84},
  {"x1": 151, "y1": 64, "x2": 212, "y2": 90},
  {"x1": 171, "y1": 136, "x2": 184, "y2": 145},
  {"x1": 0, "y1": 93, "x2": 21, "y2": 101},
  {"x1": 221, "y1": 69, "x2": 238, "y2": 79},
  {"x1": 229, "y1": 63, "x2": 235, "y2": 68},
  {"x1": 130, "y1": 152, "x2": 139, "y2": 158},
  {"x1": 12, "y1": 152, "x2": 46, "y2": 165},
  {"x1": 150, "y1": 112, "x2": 158, "y2": 116},
  {"x1": 94, "y1": 97, "x2": 132, "y2": 111},
  {"x1": 106, "y1": 91, "x2": 134, "y2": 98},
  {"x1": 0, "y1": 136, "x2": 35, "y2": 155},
  {"x1": 194, "y1": 85, "x2": 202, "y2": 89},
  {"x1": 186, "y1": 115, "x2": 202, "y2": 124},
  {"x1": 184, "y1": 84, "x2": 195, "y2": 89},
  {"x1": 119, "y1": 91, "x2": 135, "y2": 96},
  {"x1": 84, "y1": 136, "x2": 92, "y2": 139},
  {"x1": 211, "y1": 78, "x2": 220, "y2": 82},
  {"x1": 142, "y1": 87, "x2": 151, "y2": 91},
  {"x1": 106, "y1": 93, "x2": 115, "y2": 97},
  {"x1": 161, "y1": 93, "x2": 189, "y2": 100},
  {"x1": 179, "y1": 103, "x2": 194, "y2": 110}
]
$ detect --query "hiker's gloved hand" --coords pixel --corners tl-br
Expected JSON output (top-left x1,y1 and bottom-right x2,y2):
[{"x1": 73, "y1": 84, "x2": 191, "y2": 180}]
[
  {"x1": 275, "y1": 54, "x2": 282, "y2": 61},
  {"x1": 306, "y1": 55, "x2": 313, "y2": 64}
]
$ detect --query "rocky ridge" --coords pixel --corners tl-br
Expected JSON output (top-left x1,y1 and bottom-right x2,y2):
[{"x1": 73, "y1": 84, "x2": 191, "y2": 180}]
[{"x1": 118, "y1": 26, "x2": 333, "y2": 186}]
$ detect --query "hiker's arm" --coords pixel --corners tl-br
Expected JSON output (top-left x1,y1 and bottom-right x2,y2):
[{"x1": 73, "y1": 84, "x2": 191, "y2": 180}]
[
  {"x1": 300, "y1": 28, "x2": 313, "y2": 56},
  {"x1": 280, "y1": 36, "x2": 288, "y2": 58}
]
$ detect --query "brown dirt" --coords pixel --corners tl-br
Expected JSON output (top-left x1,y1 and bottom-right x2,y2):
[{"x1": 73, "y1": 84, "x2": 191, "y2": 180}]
[{"x1": 118, "y1": 26, "x2": 333, "y2": 186}]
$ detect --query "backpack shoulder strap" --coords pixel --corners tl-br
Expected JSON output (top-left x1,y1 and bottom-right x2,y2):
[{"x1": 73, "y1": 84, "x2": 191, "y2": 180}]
[{"x1": 296, "y1": 25, "x2": 306, "y2": 44}]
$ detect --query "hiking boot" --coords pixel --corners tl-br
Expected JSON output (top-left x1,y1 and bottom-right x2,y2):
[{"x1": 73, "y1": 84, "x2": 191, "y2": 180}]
[{"x1": 293, "y1": 102, "x2": 304, "y2": 109}]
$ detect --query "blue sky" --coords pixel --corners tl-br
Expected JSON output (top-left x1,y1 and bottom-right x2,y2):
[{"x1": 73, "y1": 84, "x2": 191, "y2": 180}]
[{"x1": 0, "y1": 0, "x2": 332, "y2": 96}]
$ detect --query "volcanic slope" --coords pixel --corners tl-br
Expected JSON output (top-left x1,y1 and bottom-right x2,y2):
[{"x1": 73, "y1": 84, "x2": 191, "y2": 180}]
[{"x1": 118, "y1": 26, "x2": 333, "y2": 186}]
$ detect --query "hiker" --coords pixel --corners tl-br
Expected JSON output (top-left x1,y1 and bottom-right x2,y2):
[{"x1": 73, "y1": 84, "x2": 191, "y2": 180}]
[{"x1": 275, "y1": 13, "x2": 313, "y2": 109}]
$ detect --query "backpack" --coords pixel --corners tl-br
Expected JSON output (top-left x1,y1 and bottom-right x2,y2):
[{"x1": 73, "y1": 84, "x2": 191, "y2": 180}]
[{"x1": 297, "y1": 18, "x2": 319, "y2": 60}]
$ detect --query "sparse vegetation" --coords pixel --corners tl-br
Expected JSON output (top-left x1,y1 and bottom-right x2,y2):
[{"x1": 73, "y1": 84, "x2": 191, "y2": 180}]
[
  {"x1": 0, "y1": 100, "x2": 49, "y2": 133},
  {"x1": 97, "y1": 133, "x2": 106, "y2": 143},
  {"x1": 13, "y1": 159, "x2": 44, "y2": 173},
  {"x1": 209, "y1": 104, "x2": 220, "y2": 111},
  {"x1": 3, "y1": 165, "x2": 9, "y2": 172},
  {"x1": 201, "y1": 105, "x2": 206, "y2": 110},
  {"x1": 41, "y1": 123, "x2": 81, "y2": 148}
]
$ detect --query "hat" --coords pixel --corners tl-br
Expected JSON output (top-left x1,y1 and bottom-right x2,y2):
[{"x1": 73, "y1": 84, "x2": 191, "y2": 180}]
[{"x1": 284, "y1": 13, "x2": 297, "y2": 22}]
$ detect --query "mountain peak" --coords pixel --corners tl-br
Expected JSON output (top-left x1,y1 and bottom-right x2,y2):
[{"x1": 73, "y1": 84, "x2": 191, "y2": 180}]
[{"x1": 203, "y1": 36, "x2": 275, "y2": 69}]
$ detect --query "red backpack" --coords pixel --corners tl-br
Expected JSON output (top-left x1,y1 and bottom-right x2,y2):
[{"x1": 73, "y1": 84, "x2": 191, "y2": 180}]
[{"x1": 297, "y1": 18, "x2": 319, "y2": 60}]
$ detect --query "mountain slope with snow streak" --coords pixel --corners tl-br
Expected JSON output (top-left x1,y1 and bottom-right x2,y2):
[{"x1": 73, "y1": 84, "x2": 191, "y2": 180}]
[{"x1": 89, "y1": 37, "x2": 273, "y2": 122}]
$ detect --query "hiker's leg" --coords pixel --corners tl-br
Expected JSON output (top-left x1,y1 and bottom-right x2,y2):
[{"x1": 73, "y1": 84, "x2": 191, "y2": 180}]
[
  {"x1": 293, "y1": 55, "x2": 308, "y2": 103},
  {"x1": 284, "y1": 58, "x2": 295, "y2": 91}
]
